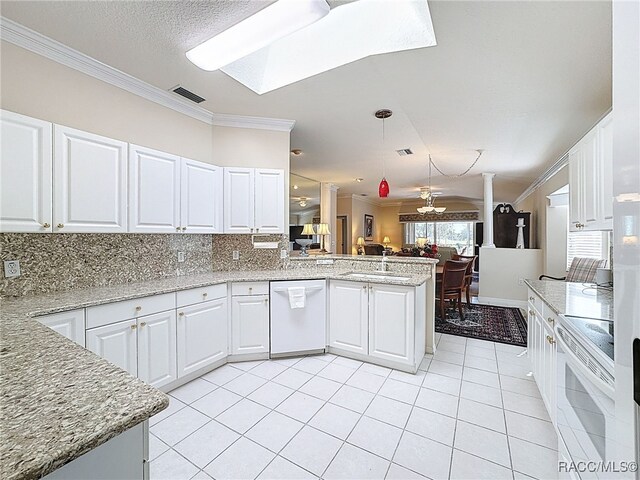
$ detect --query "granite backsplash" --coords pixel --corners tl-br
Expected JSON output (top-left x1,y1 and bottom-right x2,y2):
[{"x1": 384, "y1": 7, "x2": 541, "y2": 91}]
[{"x1": 0, "y1": 233, "x2": 287, "y2": 297}]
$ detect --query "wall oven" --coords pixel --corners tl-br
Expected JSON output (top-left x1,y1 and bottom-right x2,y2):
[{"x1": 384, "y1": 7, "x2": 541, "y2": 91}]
[{"x1": 556, "y1": 318, "x2": 616, "y2": 479}]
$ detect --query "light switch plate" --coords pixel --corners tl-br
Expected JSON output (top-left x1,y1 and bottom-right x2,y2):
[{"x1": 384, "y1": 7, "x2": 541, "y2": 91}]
[
  {"x1": 233, "y1": 251, "x2": 240, "y2": 260},
  {"x1": 177, "y1": 252, "x2": 185, "y2": 263},
  {"x1": 280, "y1": 249, "x2": 288, "y2": 259},
  {"x1": 4, "y1": 260, "x2": 21, "y2": 278}
]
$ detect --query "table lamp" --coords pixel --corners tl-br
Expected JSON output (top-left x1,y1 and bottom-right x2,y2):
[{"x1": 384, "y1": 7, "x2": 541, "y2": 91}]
[
  {"x1": 317, "y1": 223, "x2": 331, "y2": 253},
  {"x1": 357, "y1": 236, "x2": 365, "y2": 255},
  {"x1": 416, "y1": 237, "x2": 427, "y2": 248},
  {"x1": 295, "y1": 223, "x2": 315, "y2": 256},
  {"x1": 383, "y1": 236, "x2": 391, "y2": 247}
]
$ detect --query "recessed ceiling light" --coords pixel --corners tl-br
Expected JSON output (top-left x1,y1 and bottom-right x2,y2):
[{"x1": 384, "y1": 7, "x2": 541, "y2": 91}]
[
  {"x1": 293, "y1": 185, "x2": 299, "y2": 190},
  {"x1": 291, "y1": 149, "x2": 303, "y2": 156},
  {"x1": 186, "y1": 0, "x2": 330, "y2": 71},
  {"x1": 356, "y1": 178, "x2": 364, "y2": 183}
]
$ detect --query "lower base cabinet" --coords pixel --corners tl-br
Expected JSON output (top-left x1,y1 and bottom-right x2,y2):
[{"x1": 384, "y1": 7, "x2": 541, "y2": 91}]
[
  {"x1": 329, "y1": 281, "x2": 369, "y2": 354},
  {"x1": 231, "y1": 287, "x2": 270, "y2": 355},
  {"x1": 137, "y1": 310, "x2": 177, "y2": 389},
  {"x1": 36, "y1": 309, "x2": 86, "y2": 347},
  {"x1": 86, "y1": 318, "x2": 138, "y2": 377},
  {"x1": 177, "y1": 297, "x2": 228, "y2": 377},
  {"x1": 369, "y1": 284, "x2": 415, "y2": 364}
]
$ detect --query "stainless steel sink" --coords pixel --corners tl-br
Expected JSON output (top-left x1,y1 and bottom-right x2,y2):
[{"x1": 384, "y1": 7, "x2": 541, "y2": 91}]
[{"x1": 341, "y1": 272, "x2": 411, "y2": 282}]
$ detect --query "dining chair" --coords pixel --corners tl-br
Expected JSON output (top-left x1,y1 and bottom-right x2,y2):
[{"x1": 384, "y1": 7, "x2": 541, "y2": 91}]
[
  {"x1": 453, "y1": 254, "x2": 477, "y2": 305},
  {"x1": 539, "y1": 257, "x2": 606, "y2": 283},
  {"x1": 436, "y1": 260, "x2": 469, "y2": 320}
]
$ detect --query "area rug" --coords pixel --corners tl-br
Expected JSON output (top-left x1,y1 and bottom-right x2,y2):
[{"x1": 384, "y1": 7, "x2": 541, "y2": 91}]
[{"x1": 435, "y1": 303, "x2": 527, "y2": 346}]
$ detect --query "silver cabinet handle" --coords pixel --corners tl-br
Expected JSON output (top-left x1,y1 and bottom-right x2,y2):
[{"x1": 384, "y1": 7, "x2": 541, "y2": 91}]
[
  {"x1": 42, "y1": 223, "x2": 51, "y2": 228},
  {"x1": 57, "y1": 223, "x2": 64, "y2": 229},
  {"x1": 176, "y1": 227, "x2": 181, "y2": 232},
  {"x1": 547, "y1": 317, "x2": 555, "y2": 325},
  {"x1": 181, "y1": 227, "x2": 186, "y2": 231}
]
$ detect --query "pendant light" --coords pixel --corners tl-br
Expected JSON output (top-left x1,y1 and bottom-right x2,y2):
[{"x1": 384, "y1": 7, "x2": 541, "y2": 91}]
[
  {"x1": 375, "y1": 109, "x2": 392, "y2": 198},
  {"x1": 417, "y1": 155, "x2": 446, "y2": 214}
]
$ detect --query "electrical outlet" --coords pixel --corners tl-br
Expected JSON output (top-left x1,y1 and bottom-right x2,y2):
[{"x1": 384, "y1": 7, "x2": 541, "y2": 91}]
[
  {"x1": 177, "y1": 252, "x2": 185, "y2": 263},
  {"x1": 4, "y1": 260, "x2": 21, "y2": 278},
  {"x1": 518, "y1": 277, "x2": 524, "y2": 286},
  {"x1": 280, "y1": 249, "x2": 288, "y2": 259},
  {"x1": 233, "y1": 250, "x2": 240, "y2": 260}
]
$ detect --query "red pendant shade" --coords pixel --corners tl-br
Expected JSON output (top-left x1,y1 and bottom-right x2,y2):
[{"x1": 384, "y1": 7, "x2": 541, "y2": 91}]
[{"x1": 378, "y1": 177, "x2": 389, "y2": 197}]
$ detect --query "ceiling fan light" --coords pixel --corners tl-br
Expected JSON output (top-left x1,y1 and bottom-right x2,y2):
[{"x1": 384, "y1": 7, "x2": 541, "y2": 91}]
[
  {"x1": 186, "y1": 0, "x2": 330, "y2": 71},
  {"x1": 434, "y1": 207, "x2": 446, "y2": 213},
  {"x1": 417, "y1": 206, "x2": 428, "y2": 214}
]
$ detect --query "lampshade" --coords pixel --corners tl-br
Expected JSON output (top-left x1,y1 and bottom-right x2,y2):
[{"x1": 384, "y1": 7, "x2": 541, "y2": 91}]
[
  {"x1": 378, "y1": 178, "x2": 389, "y2": 198},
  {"x1": 357, "y1": 236, "x2": 366, "y2": 246},
  {"x1": 416, "y1": 237, "x2": 427, "y2": 247},
  {"x1": 301, "y1": 223, "x2": 316, "y2": 235},
  {"x1": 383, "y1": 236, "x2": 391, "y2": 245},
  {"x1": 316, "y1": 223, "x2": 331, "y2": 235}
]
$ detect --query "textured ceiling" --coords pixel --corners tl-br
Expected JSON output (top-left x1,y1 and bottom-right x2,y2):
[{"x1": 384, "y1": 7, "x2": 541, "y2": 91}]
[{"x1": 1, "y1": 0, "x2": 612, "y2": 203}]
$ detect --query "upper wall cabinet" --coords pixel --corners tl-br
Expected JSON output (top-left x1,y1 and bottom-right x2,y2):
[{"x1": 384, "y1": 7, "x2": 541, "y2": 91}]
[
  {"x1": 54, "y1": 126, "x2": 128, "y2": 233},
  {"x1": 129, "y1": 145, "x2": 181, "y2": 233},
  {"x1": 181, "y1": 158, "x2": 223, "y2": 234},
  {"x1": 569, "y1": 113, "x2": 613, "y2": 232},
  {"x1": 224, "y1": 167, "x2": 285, "y2": 234},
  {"x1": 0, "y1": 110, "x2": 53, "y2": 233}
]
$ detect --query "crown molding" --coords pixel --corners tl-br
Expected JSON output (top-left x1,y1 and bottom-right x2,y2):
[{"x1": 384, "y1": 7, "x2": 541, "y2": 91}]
[
  {"x1": 212, "y1": 113, "x2": 295, "y2": 132},
  {"x1": 0, "y1": 17, "x2": 296, "y2": 132}
]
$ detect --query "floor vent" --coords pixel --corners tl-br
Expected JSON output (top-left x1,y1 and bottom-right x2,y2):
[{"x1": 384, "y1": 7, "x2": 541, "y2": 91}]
[
  {"x1": 171, "y1": 85, "x2": 206, "y2": 104},
  {"x1": 396, "y1": 148, "x2": 413, "y2": 156}
]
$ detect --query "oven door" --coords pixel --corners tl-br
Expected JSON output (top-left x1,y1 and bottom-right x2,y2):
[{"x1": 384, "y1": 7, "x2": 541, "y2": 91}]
[{"x1": 556, "y1": 324, "x2": 616, "y2": 479}]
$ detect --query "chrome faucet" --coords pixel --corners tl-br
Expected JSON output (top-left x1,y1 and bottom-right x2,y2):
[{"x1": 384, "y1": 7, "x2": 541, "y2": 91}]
[{"x1": 379, "y1": 251, "x2": 388, "y2": 272}]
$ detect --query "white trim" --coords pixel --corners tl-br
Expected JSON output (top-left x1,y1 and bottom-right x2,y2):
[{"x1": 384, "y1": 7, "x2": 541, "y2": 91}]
[
  {"x1": 476, "y1": 296, "x2": 527, "y2": 309},
  {"x1": 212, "y1": 113, "x2": 295, "y2": 132},
  {"x1": 0, "y1": 17, "x2": 295, "y2": 132}
]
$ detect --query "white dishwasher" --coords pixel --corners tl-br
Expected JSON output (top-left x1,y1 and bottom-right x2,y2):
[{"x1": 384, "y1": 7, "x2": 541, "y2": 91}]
[{"x1": 270, "y1": 279, "x2": 326, "y2": 355}]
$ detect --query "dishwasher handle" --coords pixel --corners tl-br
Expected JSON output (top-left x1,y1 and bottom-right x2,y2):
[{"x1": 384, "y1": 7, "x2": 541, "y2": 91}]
[{"x1": 272, "y1": 286, "x2": 324, "y2": 294}]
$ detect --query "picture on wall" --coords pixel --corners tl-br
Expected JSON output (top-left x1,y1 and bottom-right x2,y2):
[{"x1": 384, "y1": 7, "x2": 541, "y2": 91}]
[{"x1": 364, "y1": 214, "x2": 374, "y2": 241}]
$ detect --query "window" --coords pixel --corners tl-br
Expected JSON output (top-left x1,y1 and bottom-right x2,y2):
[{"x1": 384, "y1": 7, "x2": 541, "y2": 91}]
[
  {"x1": 567, "y1": 230, "x2": 610, "y2": 269},
  {"x1": 404, "y1": 221, "x2": 474, "y2": 254}
]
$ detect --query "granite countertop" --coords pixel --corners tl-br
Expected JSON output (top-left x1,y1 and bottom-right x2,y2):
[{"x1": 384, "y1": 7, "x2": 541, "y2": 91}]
[
  {"x1": 524, "y1": 279, "x2": 614, "y2": 321},
  {"x1": 1, "y1": 267, "x2": 432, "y2": 479}
]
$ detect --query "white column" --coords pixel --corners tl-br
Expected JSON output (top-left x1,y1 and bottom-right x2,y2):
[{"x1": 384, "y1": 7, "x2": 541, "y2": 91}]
[
  {"x1": 320, "y1": 183, "x2": 339, "y2": 253},
  {"x1": 482, "y1": 173, "x2": 496, "y2": 248}
]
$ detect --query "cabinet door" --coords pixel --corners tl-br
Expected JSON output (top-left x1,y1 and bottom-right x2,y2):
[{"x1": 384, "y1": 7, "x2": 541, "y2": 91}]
[
  {"x1": 542, "y1": 320, "x2": 557, "y2": 423},
  {"x1": 137, "y1": 310, "x2": 177, "y2": 389},
  {"x1": 86, "y1": 319, "x2": 137, "y2": 377},
  {"x1": 598, "y1": 114, "x2": 614, "y2": 226},
  {"x1": 177, "y1": 298, "x2": 227, "y2": 377},
  {"x1": 129, "y1": 144, "x2": 180, "y2": 233},
  {"x1": 54, "y1": 125, "x2": 128, "y2": 233},
  {"x1": 231, "y1": 294, "x2": 270, "y2": 355},
  {"x1": 369, "y1": 284, "x2": 415, "y2": 364},
  {"x1": 254, "y1": 168, "x2": 285, "y2": 233},
  {"x1": 180, "y1": 158, "x2": 223, "y2": 234},
  {"x1": 568, "y1": 147, "x2": 584, "y2": 232},
  {"x1": 0, "y1": 110, "x2": 52, "y2": 233},
  {"x1": 223, "y1": 167, "x2": 254, "y2": 233},
  {"x1": 581, "y1": 130, "x2": 599, "y2": 228},
  {"x1": 37, "y1": 308, "x2": 85, "y2": 347},
  {"x1": 329, "y1": 280, "x2": 368, "y2": 354}
]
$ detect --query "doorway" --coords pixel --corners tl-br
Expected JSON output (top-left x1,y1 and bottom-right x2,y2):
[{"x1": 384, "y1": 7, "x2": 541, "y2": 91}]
[{"x1": 336, "y1": 215, "x2": 348, "y2": 254}]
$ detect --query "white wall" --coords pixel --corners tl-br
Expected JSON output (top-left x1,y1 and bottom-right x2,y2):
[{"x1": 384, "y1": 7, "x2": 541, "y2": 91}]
[
  {"x1": 545, "y1": 204, "x2": 568, "y2": 277},
  {"x1": 478, "y1": 247, "x2": 543, "y2": 306}
]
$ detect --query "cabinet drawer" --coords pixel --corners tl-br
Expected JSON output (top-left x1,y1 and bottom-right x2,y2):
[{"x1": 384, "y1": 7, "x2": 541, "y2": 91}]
[
  {"x1": 176, "y1": 284, "x2": 227, "y2": 307},
  {"x1": 527, "y1": 289, "x2": 543, "y2": 315},
  {"x1": 86, "y1": 293, "x2": 176, "y2": 329},
  {"x1": 231, "y1": 282, "x2": 269, "y2": 296}
]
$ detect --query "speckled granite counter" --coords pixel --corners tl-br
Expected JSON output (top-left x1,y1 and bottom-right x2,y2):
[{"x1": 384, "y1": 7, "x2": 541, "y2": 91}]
[
  {"x1": 1, "y1": 265, "x2": 433, "y2": 480},
  {"x1": 524, "y1": 279, "x2": 614, "y2": 321}
]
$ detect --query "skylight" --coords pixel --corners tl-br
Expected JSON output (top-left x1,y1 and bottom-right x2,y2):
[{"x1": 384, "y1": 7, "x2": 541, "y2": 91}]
[{"x1": 221, "y1": 0, "x2": 437, "y2": 94}]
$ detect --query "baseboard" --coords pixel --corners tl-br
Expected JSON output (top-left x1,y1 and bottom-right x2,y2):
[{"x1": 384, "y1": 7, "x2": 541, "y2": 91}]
[{"x1": 476, "y1": 296, "x2": 528, "y2": 309}]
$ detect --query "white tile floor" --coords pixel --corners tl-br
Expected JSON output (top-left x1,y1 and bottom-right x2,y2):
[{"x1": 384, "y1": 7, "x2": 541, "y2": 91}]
[{"x1": 150, "y1": 334, "x2": 558, "y2": 480}]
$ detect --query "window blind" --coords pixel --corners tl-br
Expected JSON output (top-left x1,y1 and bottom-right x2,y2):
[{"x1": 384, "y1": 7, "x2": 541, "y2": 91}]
[{"x1": 567, "y1": 231, "x2": 606, "y2": 269}]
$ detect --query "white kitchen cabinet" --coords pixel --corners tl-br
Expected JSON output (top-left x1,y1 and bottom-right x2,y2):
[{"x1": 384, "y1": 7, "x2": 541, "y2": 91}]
[
  {"x1": 53, "y1": 125, "x2": 128, "y2": 233},
  {"x1": 37, "y1": 308, "x2": 85, "y2": 347},
  {"x1": 329, "y1": 280, "x2": 369, "y2": 355},
  {"x1": 368, "y1": 284, "x2": 415, "y2": 364},
  {"x1": 568, "y1": 113, "x2": 613, "y2": 231},
  {"x1": 224, "y1": 167, "x2": 255, "y2": 233},
  {"x1": 0, "y1": 110, "x2": 52, "y2": 233},
  {"x1": 527, "y1": 288, "x2": 557, "y2": 425},
  {"x1": 180, "y1": 158, "x2": 223, "y2": 234},
  {"x1": 137, "y1": 310, "x2": 177, "y2": 389},
  {"x1": 254, "y1": 168, "x2": 285, "y2": 233},
  {"x1": 223, "y1": 167, "x2": 285, "y2": 234},
  {"x1": 177, "y1": 298, "x2": 228, "y2": 377},
  {"x1": 129, "y1": 144, "x2": 181, "y2": 233},
  {"x1": 231, "y1": 294, "x2": 270, "y2": 355},
  {"x1": 86, "y1": 319, "x2": 138, "y2": 377}
]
